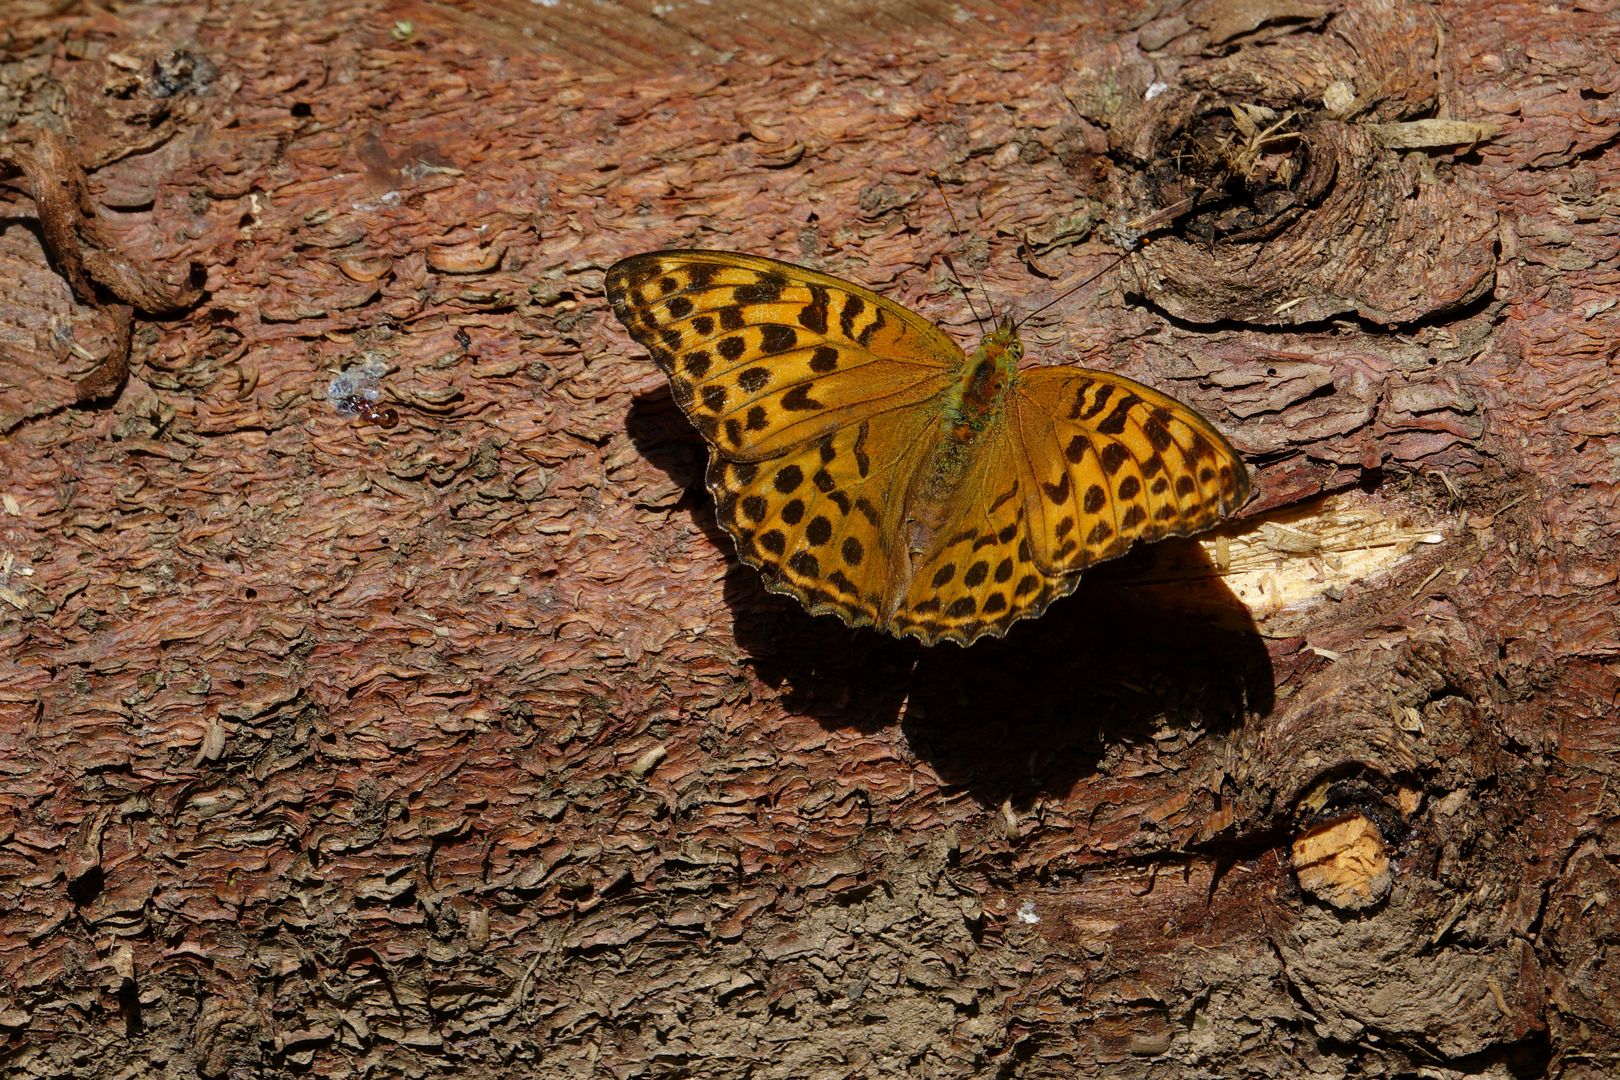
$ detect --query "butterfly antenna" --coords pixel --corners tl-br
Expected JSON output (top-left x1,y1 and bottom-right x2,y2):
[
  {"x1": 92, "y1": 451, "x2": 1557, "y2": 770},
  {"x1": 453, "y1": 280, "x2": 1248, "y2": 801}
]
[
  {"x1": 930, "y1": 172, "x2": 992, "y2": 335},
  {"x1": 941, "y1": 253, "x2": 987, "y2": 337},
  {"x1": 1015, "y1": 248, "x2": 1130, "y2": 333}
]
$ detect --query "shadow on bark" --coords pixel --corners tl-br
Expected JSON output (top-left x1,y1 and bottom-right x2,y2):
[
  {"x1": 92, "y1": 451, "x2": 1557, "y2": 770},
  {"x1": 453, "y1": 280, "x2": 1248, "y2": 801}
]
[
  {"x1": 628, "y1": 377, "x2": 1273, "y2": 810},
  {"x1": 733, "y1": 514, "x2": 1272, "y2": 808}
]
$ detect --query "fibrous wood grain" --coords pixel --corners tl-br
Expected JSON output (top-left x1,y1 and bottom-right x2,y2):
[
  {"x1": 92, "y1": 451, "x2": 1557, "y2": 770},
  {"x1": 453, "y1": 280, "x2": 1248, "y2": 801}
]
[{"x1": 1, "y1": 0, "x2": 1617, "y2": 1077}]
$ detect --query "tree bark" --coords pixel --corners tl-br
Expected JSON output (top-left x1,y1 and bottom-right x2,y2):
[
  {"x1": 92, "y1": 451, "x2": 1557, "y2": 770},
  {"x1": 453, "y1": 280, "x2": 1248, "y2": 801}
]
[{"x1": 1, "y1": 0, "x2": 1616, "y2": 1076}]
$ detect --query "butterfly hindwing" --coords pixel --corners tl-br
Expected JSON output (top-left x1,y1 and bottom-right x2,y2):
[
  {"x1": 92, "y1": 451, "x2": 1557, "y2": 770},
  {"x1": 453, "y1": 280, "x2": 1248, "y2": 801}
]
[
  {"x1": 890, "y1": 424, "x2": 1063, "y2": 644},
  {"x1": 708, "y1": 401, "x2": 942, "y2": 632}
]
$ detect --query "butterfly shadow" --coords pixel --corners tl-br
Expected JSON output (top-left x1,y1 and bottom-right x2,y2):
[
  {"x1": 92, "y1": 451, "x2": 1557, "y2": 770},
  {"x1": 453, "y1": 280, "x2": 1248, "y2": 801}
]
[
  {"x1": 625, "y1": 388, "x2": 1274, "y2": 809},
  {"x1": 624, "y1": 386, "x2": 750, "y2": 563},
  {"x1": 625, "y1": 386, "x2": 707, "y2": 492},
  {"x1": 736, "y1": 539, "x2": 1275, "y2": 810}
]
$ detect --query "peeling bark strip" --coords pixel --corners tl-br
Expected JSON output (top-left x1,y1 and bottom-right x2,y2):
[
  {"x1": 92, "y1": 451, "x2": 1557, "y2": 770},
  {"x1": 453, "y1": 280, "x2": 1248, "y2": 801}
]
[
  {"x1": 1, "y1": 127, "x2": 203, "y2": 401},
  {"x1": 3, "y1": 128, "x2": 203, "y2": 314},
  {"x1": 70, "y1": 304, "x2": 134, "y2": 403},
  {"x1": 0, "y1": 0, "x2": 1617, "y2": 1077}
]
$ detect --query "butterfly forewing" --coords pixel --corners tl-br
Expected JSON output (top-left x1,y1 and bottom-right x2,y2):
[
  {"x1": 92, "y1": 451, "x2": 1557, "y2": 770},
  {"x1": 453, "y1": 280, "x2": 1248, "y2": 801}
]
[
  {"x1": 607, "y1": 251, "x2": 961, "y2": 461},
  {"x1": 1012, "y1": 369, "x2": 1250, "y2": 576}
]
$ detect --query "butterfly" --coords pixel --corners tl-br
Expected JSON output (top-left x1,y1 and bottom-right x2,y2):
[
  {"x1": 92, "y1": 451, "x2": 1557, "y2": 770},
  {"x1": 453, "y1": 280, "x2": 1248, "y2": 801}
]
[{"x1": 606, "y1": 250, "x2": 1249, "y2": 646}]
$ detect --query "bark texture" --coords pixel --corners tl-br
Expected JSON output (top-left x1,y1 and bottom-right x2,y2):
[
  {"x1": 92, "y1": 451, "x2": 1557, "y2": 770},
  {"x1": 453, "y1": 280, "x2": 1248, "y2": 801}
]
[{"x1": 1, "y1": 0, "x2": 1616, "y2": 1076}]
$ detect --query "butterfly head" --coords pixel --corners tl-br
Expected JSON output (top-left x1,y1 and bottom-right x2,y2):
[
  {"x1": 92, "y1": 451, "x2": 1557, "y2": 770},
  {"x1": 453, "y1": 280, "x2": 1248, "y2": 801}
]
[
  {"x1": 981, "y1": 319, "x2": 1025, "y2": 365},
  {"x1": 953, "y1": 321, "x2": 1026, "y2": 430}
]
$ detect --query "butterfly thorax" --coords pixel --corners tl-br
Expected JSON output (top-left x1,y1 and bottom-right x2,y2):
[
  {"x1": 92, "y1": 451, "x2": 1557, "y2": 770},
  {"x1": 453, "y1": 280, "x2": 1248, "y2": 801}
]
[
  {"x1": 904, "y1": 322, "x2": 1024, "y2": 555},
  {"x1": 953, "y1": 323, "x2": 1022, "y2": 434}
]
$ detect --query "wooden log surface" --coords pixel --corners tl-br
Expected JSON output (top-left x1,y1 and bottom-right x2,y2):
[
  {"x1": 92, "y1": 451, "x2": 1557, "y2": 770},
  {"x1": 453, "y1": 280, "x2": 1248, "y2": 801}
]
[{"x1": 1, "y1": 0, "x2": 1617, "y2": 1075}]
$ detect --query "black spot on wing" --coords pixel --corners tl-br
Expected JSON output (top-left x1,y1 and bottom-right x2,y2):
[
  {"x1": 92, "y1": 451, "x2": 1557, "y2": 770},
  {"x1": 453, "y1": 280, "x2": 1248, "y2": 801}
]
[
  {"x1": 775, "y1": 465, "x2": 803, "y2": 492},
  {"x1": 788, "y1": 551, "x2": 820, "y2": 577},
  {"x1": 798, "y1": 285, "x2": 830, "y2": 333},
  {"x1": 839, "y1": 294, "x2": 865, "y2": 340},
  {"x1": 1095, "y1": 394, "x2": 1141, "y2": 436},
  {"x1": 853, "y1": 422, "x2": 871, "y2": 478},
  {"x1": 735, "y1": 274, "x2": 787, "y2": 304},
  {"x1": 809, "y1": 346, "x2": 840, "y2": 373},
  {"x1": 1079, "y1": 384, "x2": 1113, "y2": 420},
  {"x1": 1144, "y1": 412, "x2": 1174, "y2": 451},
  {"x1": 856, "y1": 305, "x2": 885, "y2": 347},
  {"x1": 760, "y1": 324, "x2": 797, "y2": 354},
  {"x1": 781, "y1": 385, "x2": 822, "y2": 411},
  {"x1": 1099, "y1": 442, "x2": 1129, "y2": 474}
]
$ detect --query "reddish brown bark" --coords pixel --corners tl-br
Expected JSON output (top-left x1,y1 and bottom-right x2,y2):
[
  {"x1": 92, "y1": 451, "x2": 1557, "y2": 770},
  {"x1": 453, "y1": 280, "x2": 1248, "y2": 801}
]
[{"x1": 1, "y1": 0, "x2": 1616, "y2": 1076}]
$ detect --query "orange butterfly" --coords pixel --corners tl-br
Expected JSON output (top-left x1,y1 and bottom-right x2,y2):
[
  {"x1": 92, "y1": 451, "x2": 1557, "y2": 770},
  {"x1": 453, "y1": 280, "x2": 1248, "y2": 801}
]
[{"x1": 608, "y1": 250, "x2": 1249, "y2": 645}]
